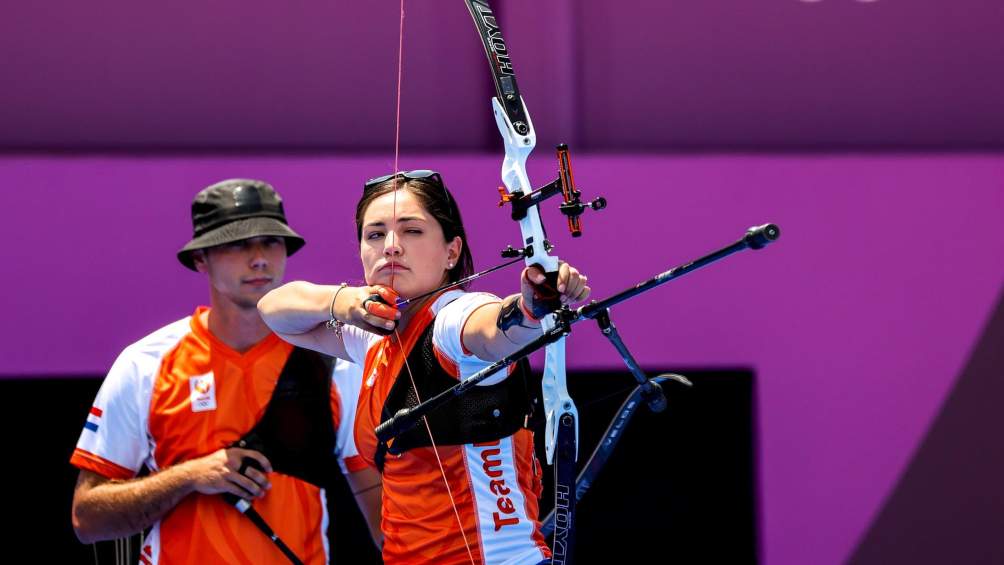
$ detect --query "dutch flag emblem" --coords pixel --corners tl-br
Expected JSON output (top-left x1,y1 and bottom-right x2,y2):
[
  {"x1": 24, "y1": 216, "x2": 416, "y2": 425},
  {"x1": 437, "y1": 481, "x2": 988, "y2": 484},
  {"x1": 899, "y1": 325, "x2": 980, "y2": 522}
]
[{"x1": 84, "y1": 406, "x2": 102, "y2": 433}]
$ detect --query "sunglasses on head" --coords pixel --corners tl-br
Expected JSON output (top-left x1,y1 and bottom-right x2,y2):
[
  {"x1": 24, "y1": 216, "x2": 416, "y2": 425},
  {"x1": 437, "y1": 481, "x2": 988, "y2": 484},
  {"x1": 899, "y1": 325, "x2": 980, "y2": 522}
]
[{"x1": 363, "y1": 170, "x2": 445, "y2": 192}]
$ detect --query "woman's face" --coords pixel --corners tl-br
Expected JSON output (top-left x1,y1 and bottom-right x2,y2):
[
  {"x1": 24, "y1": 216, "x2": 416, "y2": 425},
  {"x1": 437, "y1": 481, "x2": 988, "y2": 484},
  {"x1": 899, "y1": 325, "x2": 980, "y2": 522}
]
[{"x1": 359, "y1": 188, "x2": 461, "y2": 300}]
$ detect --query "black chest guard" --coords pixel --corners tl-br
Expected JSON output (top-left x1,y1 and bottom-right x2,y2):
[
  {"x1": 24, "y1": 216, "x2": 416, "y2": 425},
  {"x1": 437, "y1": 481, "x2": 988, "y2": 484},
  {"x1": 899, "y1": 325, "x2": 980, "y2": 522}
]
[
  {"x1": 232, "y1": 347, "x2": 337, "y2": 489},
  {"x1": 376, "y1": 321, "x2": 539, "y2": 472}
]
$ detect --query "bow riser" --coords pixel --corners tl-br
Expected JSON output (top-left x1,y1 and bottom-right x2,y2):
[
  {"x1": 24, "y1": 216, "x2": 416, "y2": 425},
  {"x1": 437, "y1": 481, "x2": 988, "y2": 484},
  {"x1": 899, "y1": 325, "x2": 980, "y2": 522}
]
[
  {"x1": 467, "y1": 0, "x2": 580, "y2": 559},
  {"x1": 491, "y1": 95, "x2": 579, "y2": 467}
]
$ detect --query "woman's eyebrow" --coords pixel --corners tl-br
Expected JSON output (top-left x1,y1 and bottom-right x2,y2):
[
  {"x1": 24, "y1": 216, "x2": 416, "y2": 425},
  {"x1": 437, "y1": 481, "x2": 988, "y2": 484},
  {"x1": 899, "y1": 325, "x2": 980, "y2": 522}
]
[
  {"x1": 395, "y1": 215, "x2": 426, "y2": 224},
  {"x1": 364, "y1": 215, "x2": 426, "y2": 229}
]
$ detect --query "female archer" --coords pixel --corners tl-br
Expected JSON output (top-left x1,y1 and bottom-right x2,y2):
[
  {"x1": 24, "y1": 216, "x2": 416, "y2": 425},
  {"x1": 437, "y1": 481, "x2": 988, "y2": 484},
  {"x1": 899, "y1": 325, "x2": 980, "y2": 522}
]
[{"x1": 258, "y1": 170, "x2": 590, "y2": 564}]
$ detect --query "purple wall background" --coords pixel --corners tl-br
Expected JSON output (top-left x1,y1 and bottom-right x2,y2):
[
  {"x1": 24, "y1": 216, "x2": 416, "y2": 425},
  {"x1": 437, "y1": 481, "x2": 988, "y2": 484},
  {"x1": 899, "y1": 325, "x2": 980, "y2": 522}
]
[
  {"x1": 3, "y1": 154, "x2": 1002, "y2": 565},
  {"x1": 4, "y1": 1, "x2": 1004, "y2": 564},
  {"x1": 4, "y1": 1, "x2": 1004, "y2": 150}
]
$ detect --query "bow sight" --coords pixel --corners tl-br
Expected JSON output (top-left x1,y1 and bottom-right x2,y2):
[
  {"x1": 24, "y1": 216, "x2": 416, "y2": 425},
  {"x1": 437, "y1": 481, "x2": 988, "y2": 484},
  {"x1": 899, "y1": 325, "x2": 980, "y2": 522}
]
[{"x1": 497, "y1": 144, "x2": 607, "y2": 243}]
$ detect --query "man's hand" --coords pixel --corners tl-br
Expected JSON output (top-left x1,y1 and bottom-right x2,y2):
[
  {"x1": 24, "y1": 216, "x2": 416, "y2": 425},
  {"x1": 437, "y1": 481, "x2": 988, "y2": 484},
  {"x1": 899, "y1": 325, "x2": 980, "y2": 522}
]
[
  {"x1": 72, "y1": 447, "x2": 273, "y2": 543},
  {"x1": 185, "y1": 447, "x2": 273, "y2": 500}
]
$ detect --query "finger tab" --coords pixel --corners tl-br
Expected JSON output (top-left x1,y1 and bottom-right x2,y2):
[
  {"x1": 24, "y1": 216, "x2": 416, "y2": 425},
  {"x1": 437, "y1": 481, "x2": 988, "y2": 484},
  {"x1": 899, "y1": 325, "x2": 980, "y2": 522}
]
[{"x1": 376, "y1": 285, "x2": 400, "y2": 302}]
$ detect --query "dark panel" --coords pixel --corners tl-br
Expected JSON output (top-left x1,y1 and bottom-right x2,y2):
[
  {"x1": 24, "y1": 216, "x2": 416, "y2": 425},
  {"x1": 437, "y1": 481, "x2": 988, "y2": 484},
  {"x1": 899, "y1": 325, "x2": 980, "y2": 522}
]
[
  {"x1": 535, "y1": 369, "x2": 759, "y2": 563},
  {"x1": 850, "y1": 286, "x2": 1004, "y2": 565},
  {"x1": 17, "y1": 368, "x2": 756, "y2": 563},
  {"x1": 10, "y1": 377, "x2": 106, "y2": 563},
  {"x1": 9, "y1": 376, "x2": 379, "y2": 565}
]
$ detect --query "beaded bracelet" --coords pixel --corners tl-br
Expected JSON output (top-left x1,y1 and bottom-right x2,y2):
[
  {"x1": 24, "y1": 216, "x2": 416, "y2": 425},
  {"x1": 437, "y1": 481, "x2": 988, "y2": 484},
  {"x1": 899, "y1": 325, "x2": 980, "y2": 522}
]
[{"x1": 325, "y1": 283, "x2": 348, "y2": 337}]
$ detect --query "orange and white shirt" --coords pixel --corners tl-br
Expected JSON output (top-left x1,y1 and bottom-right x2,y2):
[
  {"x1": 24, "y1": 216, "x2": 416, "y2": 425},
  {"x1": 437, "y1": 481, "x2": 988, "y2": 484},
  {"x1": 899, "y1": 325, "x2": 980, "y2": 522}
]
[
  {"x1": 341, "y1": 290, "x2": 551, "y2": 565},
  {"x1": 71, "y1": 307, "x2": 362, "y2": 565}
]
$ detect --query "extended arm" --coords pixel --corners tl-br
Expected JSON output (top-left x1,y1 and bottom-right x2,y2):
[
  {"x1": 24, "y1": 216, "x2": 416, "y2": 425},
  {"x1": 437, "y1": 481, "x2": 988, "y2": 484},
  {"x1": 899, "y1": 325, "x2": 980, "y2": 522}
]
[
  {"x1": 463, "y1": 263, "x2": 589, "y2": 362},
  {"x1": 71, "y1": 447, "x2": 272, "y2": 543},
  {"x1": 258, "y1": 281, "x2": 399, "y2": 358}
]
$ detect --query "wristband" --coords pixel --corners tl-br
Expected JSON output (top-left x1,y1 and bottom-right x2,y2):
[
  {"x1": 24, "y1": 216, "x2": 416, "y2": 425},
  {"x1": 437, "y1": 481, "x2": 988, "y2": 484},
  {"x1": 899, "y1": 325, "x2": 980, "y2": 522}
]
[{"x1": 496, "y1": 295, "x2": 540, "y2": 331}]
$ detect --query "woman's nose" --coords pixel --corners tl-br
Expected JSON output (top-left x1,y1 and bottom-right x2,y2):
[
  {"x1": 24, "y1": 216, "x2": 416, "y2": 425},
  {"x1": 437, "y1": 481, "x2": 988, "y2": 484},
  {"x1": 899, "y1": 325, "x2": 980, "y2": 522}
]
[{"x1": 383, "y1": 231, "x2": 402, "y2": 256}]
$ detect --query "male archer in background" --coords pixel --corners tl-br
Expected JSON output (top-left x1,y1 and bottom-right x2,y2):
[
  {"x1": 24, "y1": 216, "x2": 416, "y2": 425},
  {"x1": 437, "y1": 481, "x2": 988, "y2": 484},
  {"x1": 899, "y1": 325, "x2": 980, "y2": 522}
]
[{"x1": 70, "y1": 179, "x2": 382, "y2": 564}]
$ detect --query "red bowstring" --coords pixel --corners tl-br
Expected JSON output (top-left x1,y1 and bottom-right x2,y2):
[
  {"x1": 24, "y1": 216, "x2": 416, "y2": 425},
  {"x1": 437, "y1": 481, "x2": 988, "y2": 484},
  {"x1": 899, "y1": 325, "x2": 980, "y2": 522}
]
[{"x1": 391, "y1": 2, "x2": 476, "y2": 563}]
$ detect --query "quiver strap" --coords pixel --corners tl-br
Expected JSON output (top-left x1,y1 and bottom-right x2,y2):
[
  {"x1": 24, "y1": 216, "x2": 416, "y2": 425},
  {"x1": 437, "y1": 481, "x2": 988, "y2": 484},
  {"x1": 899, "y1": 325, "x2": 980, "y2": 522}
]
[{"x1": 234, "y1": 347, "x2": 337, "y2": 488}]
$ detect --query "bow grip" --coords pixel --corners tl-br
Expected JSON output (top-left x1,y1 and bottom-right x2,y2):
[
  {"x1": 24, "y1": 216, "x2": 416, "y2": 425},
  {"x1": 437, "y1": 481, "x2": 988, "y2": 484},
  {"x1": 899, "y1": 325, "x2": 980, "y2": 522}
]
[{"x1": 527, "y1": 269, "x2": 561, "y2": 319}]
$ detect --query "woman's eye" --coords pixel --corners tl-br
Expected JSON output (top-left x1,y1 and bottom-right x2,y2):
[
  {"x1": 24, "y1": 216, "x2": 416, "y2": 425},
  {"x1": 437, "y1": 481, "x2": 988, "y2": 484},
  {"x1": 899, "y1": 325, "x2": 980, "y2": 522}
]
[
  {"x1": 366, "y1": 231, "x2": 384, "y2": 240},
  {"x1": 406, "y1": 229, "x2": 423, "y2": 234}
]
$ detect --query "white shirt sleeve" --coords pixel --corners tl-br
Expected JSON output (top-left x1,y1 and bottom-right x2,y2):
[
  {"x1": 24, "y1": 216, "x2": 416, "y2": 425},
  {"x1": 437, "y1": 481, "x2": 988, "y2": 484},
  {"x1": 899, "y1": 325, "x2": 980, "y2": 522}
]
[
  {"x1": 340, "y1": 325, "x2": 380, "y2": 365},
  {"x1": 432, "y1": 291, "x2": 511, "y2": 386},
  {"x1": 331, "y1": 358, "x2": 365, "y2": 474},
  {"x1": 73, "y1": 347, "x2": 155, "y2": 478}
]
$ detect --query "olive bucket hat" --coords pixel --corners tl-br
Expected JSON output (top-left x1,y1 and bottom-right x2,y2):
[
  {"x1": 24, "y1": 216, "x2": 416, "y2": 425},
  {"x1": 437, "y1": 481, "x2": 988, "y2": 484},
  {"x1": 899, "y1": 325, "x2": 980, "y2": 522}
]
[{"x1": 177, "y1": 179, "x2": 305, "y2": 270}]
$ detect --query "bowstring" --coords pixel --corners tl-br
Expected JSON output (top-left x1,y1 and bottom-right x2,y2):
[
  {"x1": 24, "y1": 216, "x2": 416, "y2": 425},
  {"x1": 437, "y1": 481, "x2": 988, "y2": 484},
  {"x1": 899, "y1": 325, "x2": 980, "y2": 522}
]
[{"x1": 391, "y1": 2, "x2": 476, "y2": 563}]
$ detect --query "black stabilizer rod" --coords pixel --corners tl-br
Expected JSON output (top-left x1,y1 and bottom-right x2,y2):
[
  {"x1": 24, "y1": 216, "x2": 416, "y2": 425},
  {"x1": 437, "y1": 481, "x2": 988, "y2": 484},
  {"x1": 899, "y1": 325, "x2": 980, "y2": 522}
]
[
  {"x1": 375, "y1": 223, "x2": 780, "y2": 445},
  {"x1": 577, "y1": 224, "x2": 779, "y2": 320}
]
